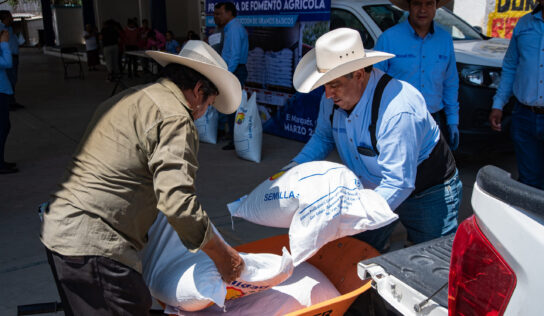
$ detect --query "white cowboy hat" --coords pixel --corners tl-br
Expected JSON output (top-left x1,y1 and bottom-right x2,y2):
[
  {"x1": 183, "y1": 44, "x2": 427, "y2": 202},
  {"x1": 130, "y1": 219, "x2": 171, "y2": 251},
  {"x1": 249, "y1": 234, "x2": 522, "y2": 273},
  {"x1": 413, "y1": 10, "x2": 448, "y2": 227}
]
[
  {"x1": 293, "y1": 28, "x2": 394, "y2": 93},
  {"x1": 146, "y1": 40, "x2": 241, "y2": 114},
  {"x1": 390, "y1": 0, "x2": 451, "y2": 11}
]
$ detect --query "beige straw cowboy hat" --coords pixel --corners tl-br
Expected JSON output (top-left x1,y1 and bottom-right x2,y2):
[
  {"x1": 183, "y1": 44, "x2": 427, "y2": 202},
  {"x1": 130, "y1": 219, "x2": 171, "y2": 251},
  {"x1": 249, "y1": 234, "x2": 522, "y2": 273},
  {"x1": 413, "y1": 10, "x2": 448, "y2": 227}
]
[
  {"x1": 293, "y1": 28, "x2": 395, "y2": 93},
  {"x1": 146, "y1": 40, "x2": 241, "y2": 114},
  {"x1": 390, "y1": 0, "x2": 451, "y2": 11}
]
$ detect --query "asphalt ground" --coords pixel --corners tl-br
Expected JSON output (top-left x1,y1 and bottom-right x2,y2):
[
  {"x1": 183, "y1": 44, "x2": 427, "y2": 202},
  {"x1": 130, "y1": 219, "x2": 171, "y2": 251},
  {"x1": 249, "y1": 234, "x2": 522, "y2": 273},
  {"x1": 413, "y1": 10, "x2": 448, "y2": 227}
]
[{"x1": 0, "y1": 48, "x2": 518, "y2": 315}]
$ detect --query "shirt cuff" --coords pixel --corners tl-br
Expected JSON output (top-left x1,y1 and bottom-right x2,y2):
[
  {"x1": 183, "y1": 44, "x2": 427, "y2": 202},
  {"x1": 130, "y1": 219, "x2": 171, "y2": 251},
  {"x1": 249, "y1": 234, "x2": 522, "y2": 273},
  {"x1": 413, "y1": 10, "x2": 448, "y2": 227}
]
[
  {"x1": 446, "y1": 113, "x2": 459, "y2": 126},
  {"x1": 491, "y1": 102, "x2": 505, "y2": 111},
  {"x1": 188, "y1": 219, "x2": 216, "y2": 253}
]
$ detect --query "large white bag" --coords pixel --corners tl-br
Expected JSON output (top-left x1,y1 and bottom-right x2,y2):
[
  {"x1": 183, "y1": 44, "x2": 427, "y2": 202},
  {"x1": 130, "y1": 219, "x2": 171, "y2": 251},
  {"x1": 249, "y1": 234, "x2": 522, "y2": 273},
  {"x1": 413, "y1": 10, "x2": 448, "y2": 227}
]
[
  {"x1": 141, "y1": 213, "x2": 294, "y2": 311},
  {"x1": 194, "y1": 106, "x2": 219, "y2": 144},
  {"x1": 170, "y1": 261, "x2": 340, "y2": 316},
  {"x1": 227, "y1": 161, "x2": 398, "y2": 265},
  {"x1": 234, "y1": 91, "x2": 262, "y2": 163}
]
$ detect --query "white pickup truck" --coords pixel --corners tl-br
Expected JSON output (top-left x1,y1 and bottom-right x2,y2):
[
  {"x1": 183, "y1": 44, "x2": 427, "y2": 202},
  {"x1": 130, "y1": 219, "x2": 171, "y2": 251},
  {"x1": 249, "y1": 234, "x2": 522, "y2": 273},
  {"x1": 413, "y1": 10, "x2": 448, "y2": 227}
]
[{"x1": 354, "y1": 165, "x2": 544, "y2": 315}]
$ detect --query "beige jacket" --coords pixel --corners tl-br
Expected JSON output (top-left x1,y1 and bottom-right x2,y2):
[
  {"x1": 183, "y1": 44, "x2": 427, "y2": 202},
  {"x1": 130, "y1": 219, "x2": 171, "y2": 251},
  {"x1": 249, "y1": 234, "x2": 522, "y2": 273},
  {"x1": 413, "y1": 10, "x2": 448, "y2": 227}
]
[{"x1": 41, "y1": 78, "x2": 214, "y2": 273}]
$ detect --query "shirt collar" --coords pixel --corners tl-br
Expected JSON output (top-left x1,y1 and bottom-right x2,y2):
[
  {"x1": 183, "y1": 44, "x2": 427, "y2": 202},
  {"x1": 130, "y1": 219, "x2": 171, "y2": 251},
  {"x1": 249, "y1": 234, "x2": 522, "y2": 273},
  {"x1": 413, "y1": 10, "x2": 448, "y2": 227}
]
[
  {"x1": 533, "y1": 6, "x2": 544, "y2": 21},
  {"x1": 404, "y1": 19, "x2": 435, "y2": 38},
  {"x1": 224, "y1": 18, "x2": 236, "y2": 31},
  {"x1": 157, "y1": 78, "x2": 195, "y2": 120},
  {"x1": 532, "y1": 4, "x2": 543, "y2": 16},
  {"x1": 351, "y1": 69, "x2": 381, "y2": 116}
]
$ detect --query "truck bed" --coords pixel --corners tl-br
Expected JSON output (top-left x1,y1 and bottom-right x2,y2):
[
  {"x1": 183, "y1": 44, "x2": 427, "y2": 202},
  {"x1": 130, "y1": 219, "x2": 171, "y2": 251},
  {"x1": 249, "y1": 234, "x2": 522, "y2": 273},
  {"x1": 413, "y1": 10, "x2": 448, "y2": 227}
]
[{"x1": 360, "y1": 234, "x2": 453, "y2": 308}]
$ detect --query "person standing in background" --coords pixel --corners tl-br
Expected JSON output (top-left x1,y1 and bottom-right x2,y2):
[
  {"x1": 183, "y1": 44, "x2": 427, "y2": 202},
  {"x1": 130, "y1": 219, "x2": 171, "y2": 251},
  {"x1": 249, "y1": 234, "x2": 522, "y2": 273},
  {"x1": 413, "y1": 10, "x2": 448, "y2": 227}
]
[
  {"x1": 490, "y1": 1, "x2": 544, "y2": 189},
  {"x1": 124, "y1": 18, "x2": 140, "y2": 78},
  {"x1": 0, "y1": 10, "x2": 22, "y2": 111},
  {"x1": 374, "y1": 0, "x2": 460, "y2": 151},
  {"x1": 100, "y1": 19, "x2": 120, "y2": 81},
  {"x1": 139, "y1": 19, "x2": 151, "y2": 73},
  {"x1": 83, "y1": 24, "x2": 99, "y2": 71},
  {"x1": 0, "y1": 29, "x2": 14, "y2": 174},
  {"x1": 213, "y1": 2, "x2": 248, "y2": 150},
  {"x1": 145, "y1": 28, "x2": 166, "y2": 51},
  {"x1": 165, "y1": 31, "x2": 181, "y2": 54}
]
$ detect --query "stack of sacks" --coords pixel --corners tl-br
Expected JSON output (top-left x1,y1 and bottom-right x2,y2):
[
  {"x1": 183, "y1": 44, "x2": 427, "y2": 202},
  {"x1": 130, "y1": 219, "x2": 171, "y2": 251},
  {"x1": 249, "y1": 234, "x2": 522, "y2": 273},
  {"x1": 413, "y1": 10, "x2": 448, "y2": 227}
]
[
  {"x1": 265, "y1": 48, "x2": 293, "y2": 88},
  {"x1": 141, "y1": 213, "x2": 294, "y2": 312},
  {"x1": 246, "y1": 47, "x2": 266, "y2": 85},
  {"x1": 228, "y1": 161, "x2": 398, "y2": 265},
  {"x1": 172, "y1": 261, "x2": 340, "y2": 316}
]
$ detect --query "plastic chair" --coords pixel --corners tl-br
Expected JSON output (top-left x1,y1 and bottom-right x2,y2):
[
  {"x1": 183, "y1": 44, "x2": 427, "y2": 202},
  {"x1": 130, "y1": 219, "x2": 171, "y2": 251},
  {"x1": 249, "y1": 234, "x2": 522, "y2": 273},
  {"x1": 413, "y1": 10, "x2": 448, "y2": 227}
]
[{"x1": 60, "y1": 47, "x2": 84, "y2": 80}]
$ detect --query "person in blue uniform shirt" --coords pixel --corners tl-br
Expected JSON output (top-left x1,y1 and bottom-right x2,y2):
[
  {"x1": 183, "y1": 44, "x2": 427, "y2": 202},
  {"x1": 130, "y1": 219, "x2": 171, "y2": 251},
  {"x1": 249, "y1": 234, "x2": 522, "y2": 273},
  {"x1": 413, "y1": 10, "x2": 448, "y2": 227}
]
[
  {"x1": 287, "y1": 28, "x2": 462, "y2": 252},
  {"x1": 374, "y1": 0, "x2": 460, "y2": 151},
  {"x1": 489, "y1": 1, "x2": 544, "y2": 190},
  {"x1": 0, "y1": 10, "x2": 22, "y2": 111},
  {"x1": 213, "y1": 1, "x2": 249, "y2": 150},
  {"x1": 165, "y1": 31, "x2": 181, "y2": 54},
  {"x1": 0, "y1": 29, "x2": 14, "y2": 174}
]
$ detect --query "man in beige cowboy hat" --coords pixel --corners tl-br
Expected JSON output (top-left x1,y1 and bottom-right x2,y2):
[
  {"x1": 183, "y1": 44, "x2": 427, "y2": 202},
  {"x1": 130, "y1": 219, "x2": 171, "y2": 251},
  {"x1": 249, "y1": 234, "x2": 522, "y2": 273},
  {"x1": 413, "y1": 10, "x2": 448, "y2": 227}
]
[
  {"x1": 40, "y1": 41, "x2": 244, "y2": 315},
  {"x1": 375, "y1": 0, "x2": 460, "y2": 151},
  {"x1": 288, "y1": 28, "x2": 461, "y2": 252}
]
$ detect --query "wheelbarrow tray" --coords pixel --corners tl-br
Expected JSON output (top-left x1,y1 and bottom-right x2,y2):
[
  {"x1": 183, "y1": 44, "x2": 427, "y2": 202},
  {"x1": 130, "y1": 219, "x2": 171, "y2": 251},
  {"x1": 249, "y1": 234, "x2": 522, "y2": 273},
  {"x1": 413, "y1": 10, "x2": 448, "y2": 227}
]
[{"x1": 162, "y1": 234, "x2": 380, "y2": 316}]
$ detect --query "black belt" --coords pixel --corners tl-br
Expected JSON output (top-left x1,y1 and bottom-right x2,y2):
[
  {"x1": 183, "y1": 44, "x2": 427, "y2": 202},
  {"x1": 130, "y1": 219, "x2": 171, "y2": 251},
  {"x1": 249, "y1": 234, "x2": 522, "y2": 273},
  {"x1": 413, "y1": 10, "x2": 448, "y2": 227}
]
[{"x1": 521, "y1": 104, "x2": 544, "y2": 114}]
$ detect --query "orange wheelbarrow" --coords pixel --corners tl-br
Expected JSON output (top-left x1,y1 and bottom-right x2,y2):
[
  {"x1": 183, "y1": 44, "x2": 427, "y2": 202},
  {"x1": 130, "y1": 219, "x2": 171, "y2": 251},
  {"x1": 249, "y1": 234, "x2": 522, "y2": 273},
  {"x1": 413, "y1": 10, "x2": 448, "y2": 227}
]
[{"x1": 159, "y1": 234, "x2": 380, "y2": 316}]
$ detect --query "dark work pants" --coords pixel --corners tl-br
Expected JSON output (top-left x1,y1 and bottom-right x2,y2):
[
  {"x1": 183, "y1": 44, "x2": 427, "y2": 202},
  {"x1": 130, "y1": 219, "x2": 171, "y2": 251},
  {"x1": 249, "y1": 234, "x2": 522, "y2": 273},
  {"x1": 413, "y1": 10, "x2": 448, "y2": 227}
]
[
  {"x1": 45, "y1": 248, "x2": 152, "y2": 316},
  {"x1": 0, "y1": 93, "x2": 10, "y2": 165},
  {"x1": 6, "y1": 54, "x2": 18, "y2": 105},
  {"x1": 510, "y1": 100, "x2": 544, "y2": 189}
]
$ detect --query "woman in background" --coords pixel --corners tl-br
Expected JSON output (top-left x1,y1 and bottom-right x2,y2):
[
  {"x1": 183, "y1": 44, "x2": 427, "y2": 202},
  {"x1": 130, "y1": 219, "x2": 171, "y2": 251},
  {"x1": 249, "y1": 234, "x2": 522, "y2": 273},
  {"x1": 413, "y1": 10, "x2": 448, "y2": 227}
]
[{"x1": 0, "y1": 29, "x2": 14, "y2": 174}]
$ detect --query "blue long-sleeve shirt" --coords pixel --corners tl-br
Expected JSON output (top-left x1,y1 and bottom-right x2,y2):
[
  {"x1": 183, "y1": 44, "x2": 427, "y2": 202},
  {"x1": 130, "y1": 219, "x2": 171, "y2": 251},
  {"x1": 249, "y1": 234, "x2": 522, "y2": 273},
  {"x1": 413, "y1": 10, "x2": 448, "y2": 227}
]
[
  {"x1": 221, "y1": 18, "x2": 248, "y2": 73},
  {"x1": 375, "y1": 20, "x2": 459, "y2": 125},
  {"x1": 493, "y1": 10, "x2": 544, "y2": 109},
  {"x1": 293, "y1": 69, "x2": 441, "y2": 211},
  {"x1": 0, "y1": 22, "x2": 19, "y2": 55},
  {"x1": 165, "y1": 39, "x2": 180, "y2": 54},
  {"x1": 0, "y1": 42, "x2": 12, "y2": 95}
]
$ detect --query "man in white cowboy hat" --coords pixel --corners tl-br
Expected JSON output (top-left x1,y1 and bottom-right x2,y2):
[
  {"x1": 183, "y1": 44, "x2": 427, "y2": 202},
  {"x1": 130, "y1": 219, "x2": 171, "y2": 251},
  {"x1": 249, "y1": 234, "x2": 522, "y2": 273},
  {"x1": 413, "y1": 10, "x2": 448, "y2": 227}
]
[
  {"x1": 40, "y1": 40, "x2": 244, "y2": 315},
  {"x1": 374, "y1": 0, "x2": 460, "y2": 151},
  {"x1": 288, "y1": 28, "x2": 462, "y2": 252}
]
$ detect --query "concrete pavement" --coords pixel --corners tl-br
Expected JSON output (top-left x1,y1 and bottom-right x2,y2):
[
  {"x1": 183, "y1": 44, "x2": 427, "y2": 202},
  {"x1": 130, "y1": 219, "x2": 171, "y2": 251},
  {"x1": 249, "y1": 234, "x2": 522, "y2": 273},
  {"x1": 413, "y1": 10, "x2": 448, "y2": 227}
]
[{"x1": 0, "y1": 48, "x2": 517, "y2": 315}]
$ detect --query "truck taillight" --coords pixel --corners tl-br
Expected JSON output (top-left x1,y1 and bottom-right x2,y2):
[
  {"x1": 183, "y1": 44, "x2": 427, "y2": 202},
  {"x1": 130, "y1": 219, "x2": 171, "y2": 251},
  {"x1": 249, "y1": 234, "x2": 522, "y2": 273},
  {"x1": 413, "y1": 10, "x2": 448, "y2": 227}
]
[{"x1": 449, "y1": 216, "x2": 516, "y2": 316}]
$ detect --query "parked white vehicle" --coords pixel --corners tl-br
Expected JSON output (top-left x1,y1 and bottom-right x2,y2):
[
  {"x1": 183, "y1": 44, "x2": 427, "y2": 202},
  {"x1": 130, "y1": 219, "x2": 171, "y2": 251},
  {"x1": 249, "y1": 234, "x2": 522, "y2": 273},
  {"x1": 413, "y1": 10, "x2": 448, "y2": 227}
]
[
  {"x1": 357, "y1": 165, "x2": 544, "y2": 315},
  {"x1": 331, "y1": 0, "x2": 513, "y2": 153}
]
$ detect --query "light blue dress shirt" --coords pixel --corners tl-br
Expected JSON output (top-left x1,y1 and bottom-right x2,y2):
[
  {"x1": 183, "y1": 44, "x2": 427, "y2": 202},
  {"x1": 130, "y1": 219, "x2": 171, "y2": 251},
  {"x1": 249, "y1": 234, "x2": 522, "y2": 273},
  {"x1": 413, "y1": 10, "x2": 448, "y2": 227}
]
[
  {"x1": 0, "y1": 23, "x2": 19, "y2": 55},
  {"x1": 493, "y1": 10, "x2": 544, "y2": 109},
  {"x1": 0, "y1": 42, "x2": 12, "y2": 95},
  {"x1": 165, "y1": 39, "x2": 180, "y2": 54},
  {"x1": 293, "y1": 69, "x2": 441, "y2": 210},
  {"x1": 375, "y1": 20, "x2": 459, "y2": 125},
  {"x1": 222, "y1": 18, "x2": 248, "y2": 73}
]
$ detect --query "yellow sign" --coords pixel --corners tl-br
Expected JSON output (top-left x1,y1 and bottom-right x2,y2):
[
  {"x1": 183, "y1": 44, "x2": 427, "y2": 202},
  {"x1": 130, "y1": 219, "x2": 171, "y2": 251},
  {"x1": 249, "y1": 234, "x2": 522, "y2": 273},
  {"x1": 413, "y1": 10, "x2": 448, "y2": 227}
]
[{"x1": 487, "y1": 0, "x2": 537, "y2": 38}]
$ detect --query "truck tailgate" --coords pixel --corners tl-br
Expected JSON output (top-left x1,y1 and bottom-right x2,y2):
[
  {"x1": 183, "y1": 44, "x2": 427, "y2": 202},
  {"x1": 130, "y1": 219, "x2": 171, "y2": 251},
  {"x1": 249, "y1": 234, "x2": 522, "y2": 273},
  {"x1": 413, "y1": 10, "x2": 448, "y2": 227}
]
[{"x1": 360, "y1": 234, "x2": 453, "y2": 308}]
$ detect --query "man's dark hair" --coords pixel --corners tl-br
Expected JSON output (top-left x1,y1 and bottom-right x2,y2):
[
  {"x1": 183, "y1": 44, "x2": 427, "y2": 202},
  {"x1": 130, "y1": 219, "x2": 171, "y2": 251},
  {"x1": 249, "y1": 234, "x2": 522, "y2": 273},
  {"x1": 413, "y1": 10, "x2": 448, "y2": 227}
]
[
  {"x1": 533, "y1": 3, "x2": 542, "y2": 14},
  {"x1": 215, "y1": 2, "x2": 237, "y2": 17},
  {"x1": 0, "y1": 10, "x2": 11, "y2": 23},
  {"x1": 159, "y1": 64, "x2": 219, "y2": 100}
]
